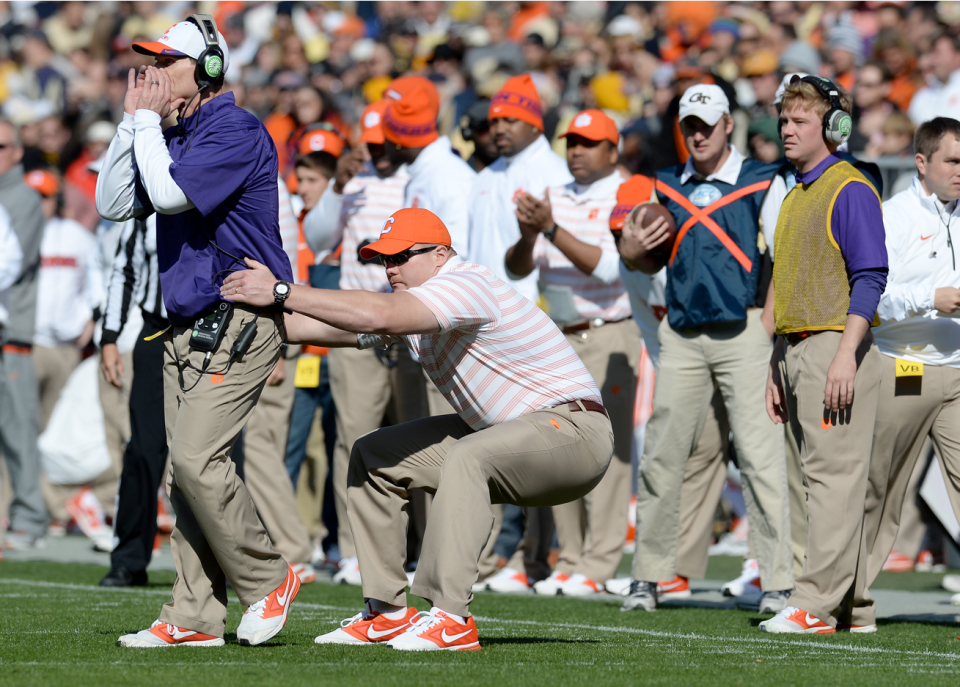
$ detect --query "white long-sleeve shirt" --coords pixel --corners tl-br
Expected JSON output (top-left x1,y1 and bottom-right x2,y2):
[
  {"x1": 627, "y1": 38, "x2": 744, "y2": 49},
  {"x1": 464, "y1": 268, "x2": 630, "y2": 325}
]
[
  {"x1": 874, "y1": 176, "x2": 960, "y2": 367},
  {"x1": 34, "y1": 216, "x2": 98, "y2": 348},
  {"x1": 303, "y1": 164, "x2": 409, "y2": 292},
  {"x1": 402, "y1": 136, "x2": 476, "y2": 256},
  {"x1": 907, "y1": 70, "x2": 960, "y2": 126},
  {"x1": 467, "y1": 136, "x2": 573, "y2": 303},
  {"x1": 95, "y1": 111, "x2": 194, "y2": 222},
  {"x1": 0, "y1": 205, "x2": 21, "y2": 329}
]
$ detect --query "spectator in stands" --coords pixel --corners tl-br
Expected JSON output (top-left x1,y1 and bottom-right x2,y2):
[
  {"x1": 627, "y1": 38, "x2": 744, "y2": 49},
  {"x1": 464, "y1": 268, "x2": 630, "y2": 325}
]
[{"x1": 908, "y1": 33, "x2": 960, "y2": 125}]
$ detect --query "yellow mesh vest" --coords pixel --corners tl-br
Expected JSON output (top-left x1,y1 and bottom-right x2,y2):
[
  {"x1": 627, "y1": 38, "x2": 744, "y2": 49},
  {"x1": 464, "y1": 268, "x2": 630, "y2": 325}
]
[{"x1": 773, "y1": 161, "x2": 880, "y2": 335}]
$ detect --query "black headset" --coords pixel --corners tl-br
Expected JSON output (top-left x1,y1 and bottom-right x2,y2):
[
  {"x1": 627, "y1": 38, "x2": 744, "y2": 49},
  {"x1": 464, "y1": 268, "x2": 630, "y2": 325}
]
[
  {"x1": 186, "y1": 14, "x2": 224, "y2": 90},
  {"x1": 778, "y1": 75, "x2": 852, "y2": 145}
]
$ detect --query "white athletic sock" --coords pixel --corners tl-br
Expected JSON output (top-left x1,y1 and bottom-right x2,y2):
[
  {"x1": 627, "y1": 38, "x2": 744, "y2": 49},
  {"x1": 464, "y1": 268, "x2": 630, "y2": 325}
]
[
  {"x1": 368, "y1": 599, "x2": 406, "y2": 619},
  {"x1": 435, "y1": 607, "x2": 466, "y2": 625}
]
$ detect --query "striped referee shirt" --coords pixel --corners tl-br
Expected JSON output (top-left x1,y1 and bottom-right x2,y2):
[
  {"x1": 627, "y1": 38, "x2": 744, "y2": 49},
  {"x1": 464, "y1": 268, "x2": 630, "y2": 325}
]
[{"x1": 101, "y1": 214, "x2": 167, "y2": 345}]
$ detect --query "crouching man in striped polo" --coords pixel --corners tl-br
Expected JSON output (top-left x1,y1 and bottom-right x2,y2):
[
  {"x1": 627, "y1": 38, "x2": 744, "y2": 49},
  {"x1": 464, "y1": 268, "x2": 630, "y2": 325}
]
[{"x1": 222, "y1": 207, "x2": 614, "y2": 651}]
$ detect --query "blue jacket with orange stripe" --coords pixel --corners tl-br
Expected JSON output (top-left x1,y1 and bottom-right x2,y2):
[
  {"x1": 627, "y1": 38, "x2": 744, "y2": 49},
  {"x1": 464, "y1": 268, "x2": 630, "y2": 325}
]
[{"x1": 656, "y1": 158, "x2": 779, "y2": 329}]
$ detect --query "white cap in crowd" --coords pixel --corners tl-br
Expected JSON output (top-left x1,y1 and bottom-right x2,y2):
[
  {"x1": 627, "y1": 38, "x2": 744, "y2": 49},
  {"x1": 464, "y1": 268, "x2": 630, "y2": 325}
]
[
  {"x1": 678, "y1": 84, "x2": 730, "y2": 126},
  {"x1": 774, "y1": 73, "x2": 810, "y2": 106}
]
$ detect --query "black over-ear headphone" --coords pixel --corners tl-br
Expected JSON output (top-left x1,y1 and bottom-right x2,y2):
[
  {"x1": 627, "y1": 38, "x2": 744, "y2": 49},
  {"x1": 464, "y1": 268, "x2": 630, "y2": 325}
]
[
  {"x1": 778, "y1": 75, "x2": 852, "y2": 145},
  {"x1": 186, "y1": 14, "x2": 224, "y2": 90}
]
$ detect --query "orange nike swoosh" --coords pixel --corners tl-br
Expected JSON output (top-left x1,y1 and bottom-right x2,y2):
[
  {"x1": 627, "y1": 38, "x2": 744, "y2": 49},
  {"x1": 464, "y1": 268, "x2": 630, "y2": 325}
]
[{"x1": 921, "y1": 235, "x2": 933, "y2": 241}]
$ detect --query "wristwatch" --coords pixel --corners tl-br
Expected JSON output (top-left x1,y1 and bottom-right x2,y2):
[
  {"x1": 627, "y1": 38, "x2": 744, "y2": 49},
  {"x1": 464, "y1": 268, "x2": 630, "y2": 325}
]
[
  {"x1": 273, "y1": 280, "x2": 291, "y2": 306},
  {"x1": 543, "y1": 224, "x2": 559, "y2": 242}
]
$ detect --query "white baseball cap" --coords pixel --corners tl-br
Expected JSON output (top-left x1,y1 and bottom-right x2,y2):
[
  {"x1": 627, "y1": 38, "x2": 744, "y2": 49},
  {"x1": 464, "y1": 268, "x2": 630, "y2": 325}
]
[
  {"x1": 133, "y1": 20, "x2": 230, "y2": 77},
  {"x1": 774, "y1": 73, "x2": 810, "y2": 106},
  {"x1": 678, "y1": 84, "x2": 729, "y2": 126}
]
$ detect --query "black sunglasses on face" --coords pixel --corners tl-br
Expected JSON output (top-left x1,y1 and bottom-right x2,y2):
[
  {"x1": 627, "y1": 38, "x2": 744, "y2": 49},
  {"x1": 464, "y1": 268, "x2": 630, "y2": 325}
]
[{"x1": 378, "y1": 245, "x2": 439, "y2": 267}]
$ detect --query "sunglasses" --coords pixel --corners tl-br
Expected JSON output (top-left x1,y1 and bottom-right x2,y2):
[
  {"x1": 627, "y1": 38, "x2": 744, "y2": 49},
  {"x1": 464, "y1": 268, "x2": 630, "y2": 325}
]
[{"x1": 378, "y1": 245, "x2": 438, "y2": 267}]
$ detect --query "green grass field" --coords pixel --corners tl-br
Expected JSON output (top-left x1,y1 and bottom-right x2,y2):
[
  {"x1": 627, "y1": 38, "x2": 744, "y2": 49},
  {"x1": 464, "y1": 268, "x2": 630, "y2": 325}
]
[{"x1": 1, "y1": 558, "x2": 959, "y2": 687}]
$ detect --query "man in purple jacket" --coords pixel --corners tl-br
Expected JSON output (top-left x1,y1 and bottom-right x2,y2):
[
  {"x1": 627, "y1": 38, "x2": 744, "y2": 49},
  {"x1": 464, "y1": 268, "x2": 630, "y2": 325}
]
[
  {"x1": 95, "y1": 16, "x2": 299, "y2": 648},
  {"x1": 762, "y1": 76, "x2": 887, "y2": 634}
]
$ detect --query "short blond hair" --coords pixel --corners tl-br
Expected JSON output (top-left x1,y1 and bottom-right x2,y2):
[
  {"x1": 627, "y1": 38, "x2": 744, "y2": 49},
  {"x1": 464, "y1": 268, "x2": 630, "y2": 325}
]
[{"x1": 780, "y1": 79, "x2": 853, "y2": 120}]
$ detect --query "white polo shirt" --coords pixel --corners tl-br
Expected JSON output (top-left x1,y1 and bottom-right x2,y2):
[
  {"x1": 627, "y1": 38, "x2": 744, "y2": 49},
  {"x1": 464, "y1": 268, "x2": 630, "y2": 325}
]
[
  {"x1": 403, "y1": 136, "x2": 476, "y2": 257},
  {"x1": 535, "y1": 170, "x2": 630, "y2": 324},
  {"x1": 34, "y1": 216, "x2": 97, "y2": 348},
  {"x1": 467, "y1": 136, "x2": 573, "y2": 302},
  {"x1": 875, "y1": 177, "x2": 960, "y2": 368},
  {"x1": 366, "y1": 261, "x2": 602, "y2": 430}
]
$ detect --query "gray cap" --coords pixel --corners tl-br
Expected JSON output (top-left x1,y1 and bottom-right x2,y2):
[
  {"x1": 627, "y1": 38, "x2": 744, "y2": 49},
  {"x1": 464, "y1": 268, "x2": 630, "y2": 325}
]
[
  {"x1": 828, "y1": 22, "x2": 864, "y2": 65},
  {"x1": 778, "y1": 40, "x2": 821, "y2": 76}
]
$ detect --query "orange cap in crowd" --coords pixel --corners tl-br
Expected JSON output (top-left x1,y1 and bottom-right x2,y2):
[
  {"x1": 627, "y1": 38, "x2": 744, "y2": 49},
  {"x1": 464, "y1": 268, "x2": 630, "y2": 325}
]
[
  {"x1": 357, "y1": 100, "x2": 389, "y2": 145},
  {"x1": 560, "y1": 109, "x2": 619, "y2": 146},
  {"x1": 490, "y1": 73, "x2": 544, "y2": 132},
  {"x1": 385, "y1": 75, "x2": 440, "y2": 113},
  {"x1": 24, "y1": 169, "x2": 59, "y2": 197},
  {"x1": 610, "y1": 174, "x2": 656, "y2": 231},
  {"x1": 359, "y1": 208, "x2": 451, "y2": 260},
  {"x1": 383, "y1": 85, "x2": 439, "y2": 148},
  {"x1": 298, "y1": 127, "x2": 345, "y2": 157}
]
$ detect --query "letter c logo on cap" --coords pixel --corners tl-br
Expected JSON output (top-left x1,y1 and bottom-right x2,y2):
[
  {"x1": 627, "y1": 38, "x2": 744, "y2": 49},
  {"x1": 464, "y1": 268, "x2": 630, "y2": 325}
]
[
  {"x1": 574, "y1": 113, "x2": 592, "y2": 128},
  {"x1": 381, "y1": 217, "x2": 395, "y2": 235}
]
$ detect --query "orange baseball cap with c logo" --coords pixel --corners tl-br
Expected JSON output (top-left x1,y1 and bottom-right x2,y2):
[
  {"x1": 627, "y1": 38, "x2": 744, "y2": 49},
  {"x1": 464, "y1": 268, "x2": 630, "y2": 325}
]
[{"x1": 359, "y1": 208, "x2": 451, "y2": 259}]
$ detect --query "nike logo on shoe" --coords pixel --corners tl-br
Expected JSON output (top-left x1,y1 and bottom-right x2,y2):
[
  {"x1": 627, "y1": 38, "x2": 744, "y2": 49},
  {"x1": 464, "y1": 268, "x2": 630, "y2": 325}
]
[
  {"x1": 805, "y1": 614, "x2": 819, "y2": 626},
  {"x1": 169, "y1": 627, "x2": 197, "y2": 640},
  {"x1": 367, "y1": 626, "x2": 403, "y2": 640},
  {"x1": 441, "y1": 629, "x2": 473, "y2": 642},
  {"x1": 276, "y1": 579, "x2": 291, "y2": 607}
]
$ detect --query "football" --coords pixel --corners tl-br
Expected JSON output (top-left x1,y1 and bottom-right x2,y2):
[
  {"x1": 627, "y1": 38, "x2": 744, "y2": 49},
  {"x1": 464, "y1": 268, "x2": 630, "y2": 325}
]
[{"x1": 627, "y1": 202, "x2": 677, "y2": 270}]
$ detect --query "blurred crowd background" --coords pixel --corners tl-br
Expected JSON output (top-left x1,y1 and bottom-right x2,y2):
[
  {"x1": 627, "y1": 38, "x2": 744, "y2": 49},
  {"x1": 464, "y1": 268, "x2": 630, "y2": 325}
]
[{"x1": 2, "y1": 0, "x2": 960, "y2": 224}]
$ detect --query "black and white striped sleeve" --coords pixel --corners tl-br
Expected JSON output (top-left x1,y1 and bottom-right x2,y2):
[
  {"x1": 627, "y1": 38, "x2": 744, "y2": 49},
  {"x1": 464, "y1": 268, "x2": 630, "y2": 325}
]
[{"x1": 101, "y1": 218, "x2": 143, "y2": 345}]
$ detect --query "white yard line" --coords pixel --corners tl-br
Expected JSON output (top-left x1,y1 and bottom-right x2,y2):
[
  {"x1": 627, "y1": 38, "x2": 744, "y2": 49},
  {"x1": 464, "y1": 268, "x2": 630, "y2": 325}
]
[{"x1": 2, "y1": 577, "x2": 960, "y2": 662}]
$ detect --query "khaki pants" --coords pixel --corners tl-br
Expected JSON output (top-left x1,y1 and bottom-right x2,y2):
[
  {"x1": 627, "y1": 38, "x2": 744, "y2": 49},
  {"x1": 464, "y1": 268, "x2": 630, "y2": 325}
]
[
  {"x1": 551, "y1": 319, "x2": 640, "y2": 584},
  {"x1": 159, "y1": 306, "x2": 288, "y2": 638},
  {"x1": 244, "y1": 353, "x2": 312, "y2": 565},
  {"x1": 328, "y1": 344, "x2": 430, "y2": 561},
  {"x1": 33, "y1": 344, "x2": 80, "y2": 430},
  {"x1": 888, "y1": 440, "x2": 933, "y2": 559},
  {"x1": 41, "y1": 349, "x2": 130, "y2": 522},
  {"x1": 846, "y1": 357, "x2": 960, "y2": 626},
  {"x1": 349, "y1": 404, "x2": 614, "y2": 617},
  {"x1": 635, "y1": 310, "x2": 792, "y2": 591},
  {"x1": 784, "y1": 420, "x2": 807, "y2": 579},
  {"x1": 780, "y1": 330, "x2": 881, "y2": 626},
  {"x1": 675, "y1": 392, "x2": 729, "y2": 580}
]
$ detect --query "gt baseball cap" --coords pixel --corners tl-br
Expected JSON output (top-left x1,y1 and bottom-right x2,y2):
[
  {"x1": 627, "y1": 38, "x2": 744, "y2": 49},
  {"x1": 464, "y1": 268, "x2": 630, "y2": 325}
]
[
  {"x1": 298, "y1": 127, "x2": 344, "y2": 157},
  {"x1": 560, "y1": 109, "x2": 619, "y2": 145},
  {"x1": 359, "y1": 208, "x2": 451, "y2": 260},
  {"x1": 357, "y1": 100, "x2": 389, "y2": 145},
  {"x1": 133, "y1": 20, "x2": 231, "y2": 76},
  {"x1": 679, "y1": 84, "x2": 729, "y2": 125}
]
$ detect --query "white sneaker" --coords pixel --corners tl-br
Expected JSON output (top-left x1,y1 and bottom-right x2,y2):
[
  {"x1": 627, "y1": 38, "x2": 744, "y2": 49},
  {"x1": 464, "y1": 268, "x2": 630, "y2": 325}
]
[
  {"x1": 559, "y1": 573, "x2": 605, "y2": 596},
  {"x1": 236, "y1": 566, "x2": 301, "y2": 646},
  {"x1": 709, "y1": 518, "x2": 750, "y2": 556},
  {"x1": 952, "y1": 592, "x2": 960, "y2": 607},
  {"x1": 66, "y1": 487, "x2": 113, "y2": 549},
  {"x1": 533, "y1": 571, "x2": 571, "y2": 596},
  {"x1": 291, "y1": 562, "x2": 317, "y2": 584},
  {"x1": 942, "y1": 574, "x2": 960, "y2": 594},
  {"x1": 722, "y1": 558, "x2": 759, "y2": 597},
  {"x1": 759, "y1": 606, "x2": 835, "y2": 634},
  {"x1": 118, "y1": 620, "x2": 224, "y2": 647},
  {"x1": 315, "y1": 605, "x2": 419, "y2": 645},
  {"x1": 481, "y1": 567, "x2": 531, "y2": 593},
  {"x1": 4, "y1": 531, "x2": 46, "y2": 550},
  {"x1": 310, "y1": 543, "x2": 326, "y2": 567},
  {"x1": 333, "y1": 557, "x2": 362, "y2": 586},
  {"x1": 386, "y1": 608, "x2": 480, "y2": 652},
  {"x1": 604, "y1": 577, "x2": 632, "y2": 596}
]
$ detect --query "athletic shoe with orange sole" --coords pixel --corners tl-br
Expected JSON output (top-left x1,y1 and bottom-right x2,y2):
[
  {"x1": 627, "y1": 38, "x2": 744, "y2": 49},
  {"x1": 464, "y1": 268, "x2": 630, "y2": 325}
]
[
  {"x1": 481, "y1": 567, "x2": 531, "y2": 593},
  {"x1": 236, "y1": 565, "x2": 301, "y2": 646},
  {"x1": 759, "y1": 607, "x2": 835, "y2": 634},
  {"x1": 118, "y1": 620, "x2": 224, "y2": 647},
  {"x1": 533, "y1": 570, "x2": 571, "y2": 596},
  {"x1": 881, "y1": 550, "x2": 914, "y2": 572},
  {"x1": 315, "y1": 605, "x2": 419, "y2": 645},
  {"x1": 291, "y1": 563, "x2": 317, "y2": 584},
  {"x1": 657, "y1": 575, "x2": 691, "y2": 601},
  {"x1": 837, "y1": 622, "x2": 878, "y2": 633},
  {"x1": 559, "y1": 573, "x2": 605, "y2": 597},
  {"x1": 386, "y1": 608, "x2": 481, "y2": 652}
]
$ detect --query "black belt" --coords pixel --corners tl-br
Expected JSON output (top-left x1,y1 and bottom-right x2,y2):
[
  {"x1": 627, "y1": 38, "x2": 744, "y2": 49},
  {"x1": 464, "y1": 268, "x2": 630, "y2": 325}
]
[
  {"x1": 784, "y1": 331, "x2": 819, "y2": 345},
  {"x1": 554, "y1": 399, "x2": 609, "y2": 418}
]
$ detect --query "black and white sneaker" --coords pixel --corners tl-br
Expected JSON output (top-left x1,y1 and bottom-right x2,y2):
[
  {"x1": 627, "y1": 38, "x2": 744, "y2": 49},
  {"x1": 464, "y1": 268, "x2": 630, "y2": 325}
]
[
  {"x1": 758, "y1": 590, "x2": 792, "y2": 614},
  {"x1": 620, "y1": 580, "x2": 657, "y2": 612}
]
